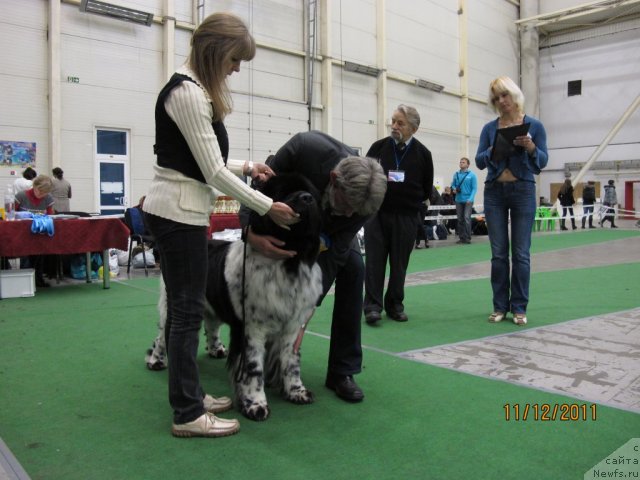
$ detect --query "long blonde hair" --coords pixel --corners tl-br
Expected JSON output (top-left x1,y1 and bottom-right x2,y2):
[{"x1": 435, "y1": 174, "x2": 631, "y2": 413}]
[{"x1": 188, "y1": 12, "x2": 256, "y2": 121}]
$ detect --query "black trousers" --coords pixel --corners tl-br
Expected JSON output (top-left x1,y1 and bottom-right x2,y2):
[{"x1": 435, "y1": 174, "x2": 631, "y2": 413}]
[
  {"x1": 364, "y1": 211, "x2": 420, "y2": 315},
  {"x1": 316, "y1": 245, "x2": 365, "y2": 376}
]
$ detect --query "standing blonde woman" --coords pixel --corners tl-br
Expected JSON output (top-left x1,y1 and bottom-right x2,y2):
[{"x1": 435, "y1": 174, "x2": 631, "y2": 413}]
[
  {"x1": 143, "y1": 12, "x2": 298, "y2": 438},
  {"x1": 475, "y1": 76, "x2": 548, "y2": 326}
]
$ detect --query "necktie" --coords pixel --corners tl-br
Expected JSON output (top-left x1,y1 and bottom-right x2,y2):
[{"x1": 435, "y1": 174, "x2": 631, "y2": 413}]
[{"x1": 397, "y1": 142, "x2": 406, "y2": 152}]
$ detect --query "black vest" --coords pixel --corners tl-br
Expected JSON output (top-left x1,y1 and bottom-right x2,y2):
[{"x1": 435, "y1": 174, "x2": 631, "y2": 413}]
[{"x1": 153, "y1": 73, "x2": 229, "y2": 183}]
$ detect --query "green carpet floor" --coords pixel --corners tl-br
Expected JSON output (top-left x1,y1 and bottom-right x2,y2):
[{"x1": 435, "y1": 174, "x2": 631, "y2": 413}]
[{"x1": 1, "y1": 229, "x2": 638, "y2": 480}]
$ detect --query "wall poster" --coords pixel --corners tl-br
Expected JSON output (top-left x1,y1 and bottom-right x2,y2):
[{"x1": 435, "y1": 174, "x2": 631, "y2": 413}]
[{"x1": 1, "y1": 141, "x2": 36, "y2": 167}]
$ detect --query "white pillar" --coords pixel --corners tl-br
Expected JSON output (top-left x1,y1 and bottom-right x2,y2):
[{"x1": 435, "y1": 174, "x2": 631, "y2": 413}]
[
  {"x1": 519, "y1": 0, "x2": 540, "y2": 117},
  {"x1": 320, "y1": 0, "x2": 332, "y2": 134},
  {"x1": 458, "y1": 0, "x2": 469, "y2": 158},
  {"x1": 163, "y1": 0, "x2": 176, "y2": 81},
  {"x1": 48, "y1": 0, "x2": 61, "y2": 170},
  {"x1": 376, "y1": 0, "x2": 387, "y2": 139}
]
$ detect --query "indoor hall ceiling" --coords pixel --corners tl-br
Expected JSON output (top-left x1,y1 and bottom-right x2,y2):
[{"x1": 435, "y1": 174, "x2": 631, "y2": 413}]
[{"x1": 516, "y1": 0, "x2": 640, "y2": 36}]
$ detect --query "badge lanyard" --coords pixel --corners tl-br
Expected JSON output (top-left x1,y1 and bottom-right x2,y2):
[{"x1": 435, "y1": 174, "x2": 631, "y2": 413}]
[
  {"x1": 389, "y1": 139, "x2": 410, "y2": 183},
  {"x1": 392, "y1": 138, "x2": 411, "y2": 170}
]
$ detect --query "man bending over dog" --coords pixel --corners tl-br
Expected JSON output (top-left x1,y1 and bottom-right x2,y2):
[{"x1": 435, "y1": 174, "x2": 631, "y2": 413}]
[{"x1": 245, "y1": 130, "x2": 387, "y2": 402}]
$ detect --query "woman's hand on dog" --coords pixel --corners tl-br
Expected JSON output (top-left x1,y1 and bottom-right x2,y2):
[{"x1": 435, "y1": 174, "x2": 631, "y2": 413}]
[
  {"x1": 247, "y1": 228, "x2": 297, "y2": 259},
  {"x1": 267, "y1": 202, "x2": 300, "y2": 230}
]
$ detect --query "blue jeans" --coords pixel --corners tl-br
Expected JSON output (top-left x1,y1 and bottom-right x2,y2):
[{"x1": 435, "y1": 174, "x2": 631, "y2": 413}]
[
  {"x1": 145, "y1": 212, "x2": 209, "y2": 424},
  {"x1": 483, "y1": 181, "x2": 536, "y2": 314},
  {"x1": 582, "y1": 205, "x2": 594, "y2": 227},
  {"x1": 456, "y1": 202, "x2": 473, "y2": 242}
]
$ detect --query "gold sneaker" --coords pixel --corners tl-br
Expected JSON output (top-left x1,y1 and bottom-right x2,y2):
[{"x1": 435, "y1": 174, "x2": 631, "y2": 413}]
[
  {"x1": 172, "y1": 412, "x2": 239, "y2": 438},
  {"x1": 203, "y1": 393, "x2": 232, "y2": 413}
]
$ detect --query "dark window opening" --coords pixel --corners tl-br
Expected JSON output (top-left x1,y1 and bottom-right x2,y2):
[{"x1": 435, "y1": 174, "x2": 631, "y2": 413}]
[{"x1": 568, "y1": 80, "x2": 582, "y2": 96}]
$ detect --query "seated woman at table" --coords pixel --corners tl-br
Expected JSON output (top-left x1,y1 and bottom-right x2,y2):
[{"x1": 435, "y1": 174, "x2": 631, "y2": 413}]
[{"x1": 15, "y1": 174, "x2": 55, "y2": 287}]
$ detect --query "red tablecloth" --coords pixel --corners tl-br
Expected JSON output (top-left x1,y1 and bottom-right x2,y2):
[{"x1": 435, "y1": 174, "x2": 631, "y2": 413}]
[
  {"x1": 208, "y1": 214, "x2": 240, "y2": 236},
  {"x1": 0, "y1": 217, "x2": 129, "y2": 257}
]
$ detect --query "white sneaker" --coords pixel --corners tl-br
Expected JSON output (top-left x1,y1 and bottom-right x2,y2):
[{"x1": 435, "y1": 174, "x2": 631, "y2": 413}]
[
  {"x1": 172, "y1": 412, "x2": 239, "y2": 438},
  {"x1": 513, "y1": 313, "x2": 528, "y2": 326},
  {"x1": 203, "y1": 393, "x2": 232, "y2": 413},
  {"x1": 488, "y1": 312, "x2": 506, "y2": 323}
]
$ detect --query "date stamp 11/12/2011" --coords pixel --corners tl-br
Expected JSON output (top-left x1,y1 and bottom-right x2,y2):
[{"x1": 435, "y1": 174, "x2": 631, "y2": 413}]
[{"x1": 504, "y1": 403, "x2": 597, "y2": 422}]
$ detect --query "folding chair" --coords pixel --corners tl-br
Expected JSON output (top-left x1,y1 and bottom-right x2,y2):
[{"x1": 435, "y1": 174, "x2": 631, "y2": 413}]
[{"x1": 123, "y1": 207, "x2": 154, "y2": 276}]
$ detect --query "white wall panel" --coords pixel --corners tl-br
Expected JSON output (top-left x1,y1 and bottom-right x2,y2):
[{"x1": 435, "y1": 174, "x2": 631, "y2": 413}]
[
  {"x1": 331, "y1": 66, "x2": 378, "y2": 149},
  {"x1": 331, "y1": 0, "x2": 377, "y2": 66},
  {"x1": 0, "y1": 24, "x2": 48, "y2": 80},
  {"x1": 230, "y1": 50, "x2": 304, "y2": 102},
  {"x1": 58, "y1": 129, "x2": 97, "y2": 210},
  {"x1": 61, "y1": 2, "x2": 162, "y2": 50},
  {"x1": 386, "y1": 0, "x2": 458, "y2": 87},
  {"x1": 61, "y1": 35, "x2": 161, "y2": 95},
  {"x1": 0, "y1": 0, "x2": 48, "y2": 190},
  {"x1": 209, "y1": 0, "x2": 303, "y2": 51},
  {"x1": 251, "y1": 0, "x2": 304, "y2": 51},
  {"x1": 0, "y1": 0, "x2": 47, "y2": 29},
  {"x1": 0, "y1": 76, "x2": 48, "y2": 130},
  {"x1": 466, "y1": 0, "x2": 519, "y2": 99},
  {"x1": 226, "y1": 94, "x2": 308, "y2": 161}
]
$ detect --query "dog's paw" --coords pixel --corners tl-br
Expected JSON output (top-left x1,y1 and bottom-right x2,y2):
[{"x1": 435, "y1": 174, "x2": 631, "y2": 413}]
[
  {"x1": 239, "y1": 399, "x2": 271, "y2": 421},
  {"x1": 284, "y1": 387, "x2": 315, "y2": 405},
  {"x1": 206, "y1": 344, "x2": 227, "y2": 359}
]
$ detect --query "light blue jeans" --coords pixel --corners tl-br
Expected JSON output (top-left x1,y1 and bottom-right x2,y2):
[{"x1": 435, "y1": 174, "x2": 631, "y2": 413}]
[{"x1": 483, "y1": 181, "x2": 536, "y2": 314}]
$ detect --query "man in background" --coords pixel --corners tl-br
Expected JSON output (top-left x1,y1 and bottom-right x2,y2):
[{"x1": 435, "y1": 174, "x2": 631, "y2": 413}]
[{"x1": 451, "y1": 157, "x2": 477, "y2": 244}]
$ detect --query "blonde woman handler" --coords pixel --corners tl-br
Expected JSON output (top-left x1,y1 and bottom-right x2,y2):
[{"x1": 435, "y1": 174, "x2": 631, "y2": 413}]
[
  {"x1": 143, "y1": 12, "x2": 298, "y2": 438},
  {"x1": 475, "y1": 76, "x2": 548, "y2": 327}
]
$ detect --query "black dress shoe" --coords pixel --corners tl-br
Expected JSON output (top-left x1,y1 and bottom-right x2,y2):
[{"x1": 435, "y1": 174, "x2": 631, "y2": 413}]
[
  {"x1": 325, "y1": 374, "x2": 364, "y2": 402},
  {"x1": 365, "y1": 311, "x2": 381, "y2": 325},
  {"x1": 387, "y1": 311, "x2": 408, "y2": 322}
]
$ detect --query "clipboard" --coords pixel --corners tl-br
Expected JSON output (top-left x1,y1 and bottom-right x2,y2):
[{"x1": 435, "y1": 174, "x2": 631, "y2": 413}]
[{"x1": 491, "y1": 123, "x2": 530, "y2": 162}]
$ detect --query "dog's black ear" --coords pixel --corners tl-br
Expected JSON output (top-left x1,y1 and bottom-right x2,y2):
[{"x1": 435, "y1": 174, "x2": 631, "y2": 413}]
[{"x1": 248, "y1": 173, "x2": 322, "y2": 270}]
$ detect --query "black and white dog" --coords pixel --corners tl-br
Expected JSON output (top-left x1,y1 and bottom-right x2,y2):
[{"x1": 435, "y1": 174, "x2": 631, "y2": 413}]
[{"x1": 145, "y1": 173, "x2": 323, "y2": 421}]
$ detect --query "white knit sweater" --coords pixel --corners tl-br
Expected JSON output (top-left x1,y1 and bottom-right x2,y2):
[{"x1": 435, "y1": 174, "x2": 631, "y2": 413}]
[{"x1": 144, "y1": 65, "x2": 272, "y2": 226}]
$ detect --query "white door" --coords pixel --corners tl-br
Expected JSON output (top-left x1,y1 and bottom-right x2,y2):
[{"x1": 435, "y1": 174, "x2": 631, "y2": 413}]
[{"x1": 95, "y1": 128, "x2": 129, "y2": 215}]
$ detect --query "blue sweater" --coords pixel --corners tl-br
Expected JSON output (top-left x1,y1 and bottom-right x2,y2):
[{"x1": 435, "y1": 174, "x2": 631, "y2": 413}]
[
  {"x1": 475, "y1": 115, "x2": 548, "y2": 183},
  {"x1": 451, "y1": 169, "x2": 477, "y2": 203}
]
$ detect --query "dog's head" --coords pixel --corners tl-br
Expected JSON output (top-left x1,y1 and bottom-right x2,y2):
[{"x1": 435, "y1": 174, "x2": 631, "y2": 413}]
[{"x1": 249, "y1": 173, "x2": 322, "y2": 269}]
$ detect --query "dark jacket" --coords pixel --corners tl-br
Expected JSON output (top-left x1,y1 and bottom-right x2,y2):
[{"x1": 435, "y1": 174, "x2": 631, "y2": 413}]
[
  {"x1": 558, "y1": 186, "x2": 575, "y2": 207},
  {"x1": 366, "y1": 136, "x2": 433, "y2": 215},
  {"x1": 241, "y1": 131, "x2": 369, "y2": 292},
  {"x1": 268, "y1": 131, "x2": 367, "y2": 262},
  {"x1": 582, "y1": 184, "x2": 596, "y2": 205}
]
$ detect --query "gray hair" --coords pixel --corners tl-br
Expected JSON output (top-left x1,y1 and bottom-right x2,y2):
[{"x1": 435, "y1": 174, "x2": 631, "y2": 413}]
[
  {"x1": 332, "y1": 156, "x2": 387, "y2": 216},
  {"x1": 396, "y1": 104, "x2": 421, "y2": 130}
]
